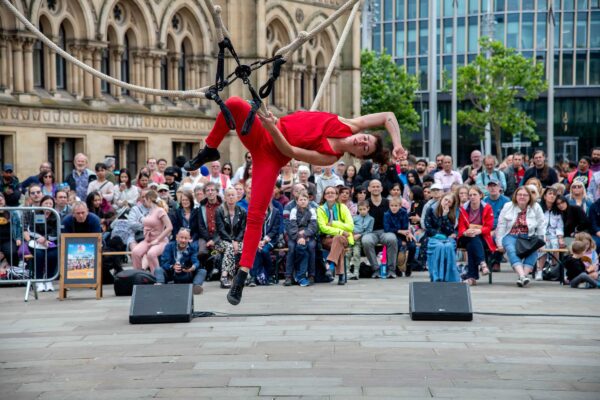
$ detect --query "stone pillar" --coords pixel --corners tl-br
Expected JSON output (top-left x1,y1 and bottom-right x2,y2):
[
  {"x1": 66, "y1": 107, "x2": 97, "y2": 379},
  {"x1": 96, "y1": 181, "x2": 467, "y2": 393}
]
[
  {"x1": 11, "y1": 37, "x2": 24, "y2": 93},
  {"x1": 330, "y1": 72, "x2": 338, "y2": 114},
  {"x1": 287, "y1": 66, "x2": 295, "y2": 112},
  {"x1": 144, "y1": 53, "x2": 154, "y2": 104},
  {"x1": 48, "y1": 48, "x2": 57, "y2": 94},
  {"x1": 77, "y1": 47, "x2": 84, "y2": 97},
  {"x1": 111, "y1": 47, "x2": 123, "y2": 99},
  {"x1": 82, "y1": 47, "x2": 93, "y2": 100},
  {"x1": 153, "y1": 55, "x2": 161, "y2": 104},
  {"x1": 0, "y1": 36, "x2": 8, "y2": 90},
  {"x1": 132, "y1": 52, "x2": 141, "y2": 102},
  {"x1": 294, "y1": 68, "x2": 302, "y2": 110},
  {"x1": 93, "y1": 47, "x2": 102, "y2": 99},
  {"x1": 69, "y1": 45, "x2": 80, "y2": 96},
  {"x1": 22, "y1": 38, "x2": 34, "y2": 93},
  {"x1": 169, "y1": 53, "x2": 179, "y2": 92},
  {"x1": 306, "y1": 67, "x2": 315, "y2": 108},
  {"x1": 199, "y1": 57, "x2": 211, "y2": 108}
]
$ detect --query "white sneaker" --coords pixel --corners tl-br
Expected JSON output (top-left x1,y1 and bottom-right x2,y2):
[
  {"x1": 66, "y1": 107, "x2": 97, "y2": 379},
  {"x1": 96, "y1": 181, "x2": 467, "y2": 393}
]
[
  {"x1": 45, "y1": 282, "x2": 55, "y2": 292},
  {"x1": 535, "y1": 270, "x2": 543, "y2": 281},
  {"x1": 36, "y1": 282, "x2": 46, "y2": 292}
]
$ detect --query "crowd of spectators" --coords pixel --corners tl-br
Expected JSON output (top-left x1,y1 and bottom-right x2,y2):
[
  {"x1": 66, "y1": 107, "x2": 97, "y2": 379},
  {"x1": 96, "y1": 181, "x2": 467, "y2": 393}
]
[{"x1": 2, "y1": 145, "x2": 600, "y2": 293}]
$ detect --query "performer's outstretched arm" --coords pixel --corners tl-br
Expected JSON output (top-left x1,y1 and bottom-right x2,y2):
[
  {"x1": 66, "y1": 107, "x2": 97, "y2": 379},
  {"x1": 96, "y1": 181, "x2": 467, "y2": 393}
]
[
  {"x1": 258, "y1": 112, "x2": 339, "y2": 166},
  {"x1": 343, "y1": 112, "x2": 406, "y2": 161}
]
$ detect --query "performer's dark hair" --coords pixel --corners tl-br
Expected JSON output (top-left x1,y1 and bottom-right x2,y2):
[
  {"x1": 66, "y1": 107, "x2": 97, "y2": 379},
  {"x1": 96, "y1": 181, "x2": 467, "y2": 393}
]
[{"x1": 364, "y1": 134, "x2": 385, "y2": 165}]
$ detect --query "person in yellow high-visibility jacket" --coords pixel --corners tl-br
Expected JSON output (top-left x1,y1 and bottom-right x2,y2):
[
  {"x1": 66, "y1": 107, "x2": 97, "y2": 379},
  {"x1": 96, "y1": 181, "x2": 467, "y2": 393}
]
[{"x1": 317, "y1": 186, "x2": 354, "y2": 285}]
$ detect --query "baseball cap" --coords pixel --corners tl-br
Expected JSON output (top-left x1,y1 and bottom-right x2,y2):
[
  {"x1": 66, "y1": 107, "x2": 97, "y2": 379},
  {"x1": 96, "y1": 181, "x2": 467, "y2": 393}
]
[
  {"x1": 487, "y1": 178, "x2": 500, "y2": 186},
  {"x1": 148, "y1": 181, "x2": 159, "y2": 189},
  {"x1": 430, "y1": 183, "x2": 443, "y2": 191},
  {"x1": 3, "y1": 163, "x2": 14, "y2": 172},
  {"x1": 157, "y1": 184, "x2": 169, "y2": 192}
]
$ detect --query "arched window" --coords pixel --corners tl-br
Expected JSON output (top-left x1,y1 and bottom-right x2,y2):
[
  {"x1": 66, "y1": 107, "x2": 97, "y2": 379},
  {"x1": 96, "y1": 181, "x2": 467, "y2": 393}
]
[
  {"x1": 178, "y1": 44, "x2": 186, "y2": 91},
  {"x1": 121, "y1": 35, "x2": 130, "y2": 95},
  {"x1": 33, "y1": 39, "x2": 45, "y2": 88},
  {"x1": 101, "y1": 47, "x2": 110, "y2": 93},
  {"x1": 56, "y1": 24, "x2": 67, "y2": 89}
]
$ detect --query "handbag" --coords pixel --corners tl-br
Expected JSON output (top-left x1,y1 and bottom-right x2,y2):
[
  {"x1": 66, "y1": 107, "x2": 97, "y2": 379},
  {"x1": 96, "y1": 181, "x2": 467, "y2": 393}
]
[
  {"x1": 134, "y1": 229, "x2": 145, "y2": 243},
  {"x1": 516, "y1": 235, "x2": 546, "y2": 259}
]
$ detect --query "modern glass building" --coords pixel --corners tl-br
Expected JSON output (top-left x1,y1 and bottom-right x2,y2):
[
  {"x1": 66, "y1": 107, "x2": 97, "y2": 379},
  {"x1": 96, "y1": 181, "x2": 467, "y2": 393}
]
[{"x1": 366, "y1": 0, "x2": 600, "y2": 165}]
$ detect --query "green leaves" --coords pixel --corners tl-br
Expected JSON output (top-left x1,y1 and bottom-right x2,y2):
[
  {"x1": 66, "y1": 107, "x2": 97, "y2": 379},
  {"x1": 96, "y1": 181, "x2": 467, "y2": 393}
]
[
  {"x1": 361, "y1": 50, "x2": 420, "y2": 142},
  {"x1": 455, "y1": 38, "x2": 547, "y2": 155}
]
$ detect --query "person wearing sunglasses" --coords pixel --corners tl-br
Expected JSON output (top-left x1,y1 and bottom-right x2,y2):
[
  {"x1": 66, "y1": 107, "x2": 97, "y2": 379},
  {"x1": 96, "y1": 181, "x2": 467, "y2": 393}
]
[
  {"x1": 566, "y1": 179, "x2": 593, "y2": 215},
  {"x1": 39, "y1": 171, "x2": 57, "y2": 197}
]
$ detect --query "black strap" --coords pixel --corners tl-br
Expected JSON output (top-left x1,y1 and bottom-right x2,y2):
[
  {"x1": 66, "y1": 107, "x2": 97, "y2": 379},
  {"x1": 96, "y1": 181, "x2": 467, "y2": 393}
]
[
  {"x1": 259, "y1": 57, "x2": 286, "y2": 99},
  {"x1": 241, "y1": 85, "x2": 262, "y2": 136},
  {"x1": 205, "y1": 88, "x2": 236, "y2": 130}
]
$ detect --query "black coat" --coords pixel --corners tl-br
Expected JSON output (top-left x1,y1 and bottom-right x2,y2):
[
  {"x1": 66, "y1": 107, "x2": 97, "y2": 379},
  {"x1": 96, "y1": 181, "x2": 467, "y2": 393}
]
[
  {"x1": 216, "y1": 205, "x2": 246, "y2": 243},
  {"x1": 561, "y1": 204, "x2": 591, "y2": 237}
]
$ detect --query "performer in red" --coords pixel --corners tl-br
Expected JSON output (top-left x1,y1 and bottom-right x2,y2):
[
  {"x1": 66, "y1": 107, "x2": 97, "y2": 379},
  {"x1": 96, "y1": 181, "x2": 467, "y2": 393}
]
[{"x1": 185, "y1": 96, "x2": 406, "y2": 305}]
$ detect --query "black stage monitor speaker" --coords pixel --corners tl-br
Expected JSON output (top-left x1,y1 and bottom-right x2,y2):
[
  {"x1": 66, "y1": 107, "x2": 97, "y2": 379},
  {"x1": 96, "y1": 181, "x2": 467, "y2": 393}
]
[
  {"x1": 409, "y1": 282, "x2": 473, "y2": 321},
  {"x1": 130, "y1": 284, "x2": 193, "y2": 324}
]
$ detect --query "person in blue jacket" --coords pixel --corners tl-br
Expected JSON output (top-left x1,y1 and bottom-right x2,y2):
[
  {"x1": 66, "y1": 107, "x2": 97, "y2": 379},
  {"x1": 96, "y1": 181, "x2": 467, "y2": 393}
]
[
  {"x1": 156, "y1": 228, "x2": 206, "y2": 295},
  {"x1": 384, "y1": 197, "x2": 415, "y2": 277}
]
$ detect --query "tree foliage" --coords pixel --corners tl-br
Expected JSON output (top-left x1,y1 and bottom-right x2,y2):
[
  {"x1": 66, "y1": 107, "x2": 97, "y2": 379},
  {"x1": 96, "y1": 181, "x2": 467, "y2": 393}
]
[
  {"x1": 456, "y1": 38, "x2": 547, "y2": 156},
  {"x1": 361, "y1": 50, "x2": 420, "y2": 144}
]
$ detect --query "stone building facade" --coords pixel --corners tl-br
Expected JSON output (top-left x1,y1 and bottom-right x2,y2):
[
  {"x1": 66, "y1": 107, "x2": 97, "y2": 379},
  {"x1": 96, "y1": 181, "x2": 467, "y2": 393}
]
[{"x1": 0, "y1": 0, "x2": 361, "y2": 181}]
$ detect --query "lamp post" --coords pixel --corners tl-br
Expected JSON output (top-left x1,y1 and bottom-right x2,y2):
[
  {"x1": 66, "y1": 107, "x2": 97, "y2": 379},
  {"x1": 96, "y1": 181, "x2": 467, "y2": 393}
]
[
  {"x1": 547, "y1": 5, "x2": 555, "y2": 166},
  {"x1": 427, "y1": 0, "x2": 439, "y2": 159},
  {"x1": 451, "y1": 0, "x2": 458, "y2": 167}
]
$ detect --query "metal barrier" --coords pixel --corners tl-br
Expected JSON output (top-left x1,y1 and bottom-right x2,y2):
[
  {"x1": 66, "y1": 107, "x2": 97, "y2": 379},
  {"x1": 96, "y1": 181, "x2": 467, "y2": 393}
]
[{"x1": 0, "y1": 206, "x2": 62, "y2": 301}]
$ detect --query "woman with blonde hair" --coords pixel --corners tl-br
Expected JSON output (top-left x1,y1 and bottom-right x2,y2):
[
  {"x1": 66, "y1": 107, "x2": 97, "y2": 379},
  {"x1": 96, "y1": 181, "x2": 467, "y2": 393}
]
[
  {"x1": 131, "y1": 190, "x2": 173, "y2": 273},
  {"x1": 566, "y1": 179, "x2": 592, "y2": 215}
]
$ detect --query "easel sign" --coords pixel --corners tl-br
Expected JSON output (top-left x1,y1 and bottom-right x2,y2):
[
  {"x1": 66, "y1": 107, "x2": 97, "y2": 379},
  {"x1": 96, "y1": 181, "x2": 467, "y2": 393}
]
[{"x1": 59, "y1": 233, "x2": 103, "y2": 299}]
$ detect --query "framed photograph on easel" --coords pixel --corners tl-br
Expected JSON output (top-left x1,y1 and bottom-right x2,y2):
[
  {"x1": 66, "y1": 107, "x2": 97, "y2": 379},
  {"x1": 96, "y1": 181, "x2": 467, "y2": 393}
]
[{"x1": 59, "y1": 233, "x2": 103, "y2": 299}]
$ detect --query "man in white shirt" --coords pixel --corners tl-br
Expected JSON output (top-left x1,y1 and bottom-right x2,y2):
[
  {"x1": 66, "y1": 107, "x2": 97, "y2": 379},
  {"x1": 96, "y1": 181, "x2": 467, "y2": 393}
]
[
  {"x1": 231, "y1": 152, "x2": 252, "y2": 185},
  {"x1": 433, "y1": 156, "x2": 463, "y2": 192}
]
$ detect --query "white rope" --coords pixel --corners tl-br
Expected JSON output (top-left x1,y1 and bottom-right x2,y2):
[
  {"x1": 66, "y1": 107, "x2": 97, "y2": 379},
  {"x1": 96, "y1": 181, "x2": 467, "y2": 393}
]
[
  {"x1": 0, "y1": 0, "x2": 359, "y2": 101},
  {"x1": 0, "y1": 0, "x2": 211, "y2": 98},
  {"x1": 310, "y1": 0, "x2": 360, "y2": 111},
  {"x1": 276, "y1": 0, "x2": 360, "y2": 60}
]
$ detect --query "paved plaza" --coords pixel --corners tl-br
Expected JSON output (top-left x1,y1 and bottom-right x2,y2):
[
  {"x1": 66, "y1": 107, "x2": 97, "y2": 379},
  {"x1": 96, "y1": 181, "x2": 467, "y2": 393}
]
[{"x1": 1, "y1": 271, "x2": 599, "y2": 400}]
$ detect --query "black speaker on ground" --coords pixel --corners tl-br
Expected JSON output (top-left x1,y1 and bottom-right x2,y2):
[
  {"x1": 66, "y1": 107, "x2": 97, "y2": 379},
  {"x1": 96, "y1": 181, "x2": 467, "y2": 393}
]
[
  {"x1": 129, "y1": 284, "x2": 193, "y2": 324},
  {"x1": 409, "y1": 282, "x2": 473, "y2": 321}
]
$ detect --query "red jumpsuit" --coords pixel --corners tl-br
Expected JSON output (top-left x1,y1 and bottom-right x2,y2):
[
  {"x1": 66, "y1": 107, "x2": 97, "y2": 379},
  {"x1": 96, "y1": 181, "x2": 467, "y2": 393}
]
[{"x1": 205, "y1": 96, "x2": 353, "y2": 268}]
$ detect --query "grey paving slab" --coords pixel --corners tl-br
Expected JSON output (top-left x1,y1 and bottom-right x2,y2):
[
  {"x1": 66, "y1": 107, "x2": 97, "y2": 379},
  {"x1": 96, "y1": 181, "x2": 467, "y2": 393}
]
[{"x1": 0, "y1": 270, "x2": 599, "y2": 399}]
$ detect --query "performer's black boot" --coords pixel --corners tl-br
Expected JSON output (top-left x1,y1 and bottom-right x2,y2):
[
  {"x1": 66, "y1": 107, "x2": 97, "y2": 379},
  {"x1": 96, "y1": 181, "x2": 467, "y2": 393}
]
[
  {"x1": 184, "y1": 146, "x2": 220, "y2": 171},
  {"x1": 227, "y1": 269, "x2": 248, "y2": 306}
]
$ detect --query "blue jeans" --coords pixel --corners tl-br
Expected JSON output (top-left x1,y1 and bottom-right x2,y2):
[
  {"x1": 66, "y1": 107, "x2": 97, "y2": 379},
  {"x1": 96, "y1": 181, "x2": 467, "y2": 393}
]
[
  {"x1": 34, "y1": 247, "x2": 58, "y2": 280},
  {"x1": 459, "y1": 236, "x2": 486, "y2": 280},
  {"x1": 286, "y1": 239, "x2": 316, "y2": 279},
  {"x1": 252, "y1": 242, "x2": 274, "y2": 279},
  {"x1": 154, "y1": 267, "x2": 207, "y2": 285},
  {"x1": 502, "y1": 234, "x2": 538, "y2": 269},
  {"x1": 427, "y1": 236, "x2": 459, "y2": 282}
]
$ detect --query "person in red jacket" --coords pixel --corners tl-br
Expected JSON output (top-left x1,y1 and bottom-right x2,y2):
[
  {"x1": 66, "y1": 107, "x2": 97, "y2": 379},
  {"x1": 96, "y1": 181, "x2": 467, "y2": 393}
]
[
  {"x1": 457, "y1": 185, "x2": 497, "y2": 285},
  {"x1": 184, "y1": 96, "x2": 407, "y2": 305}
]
